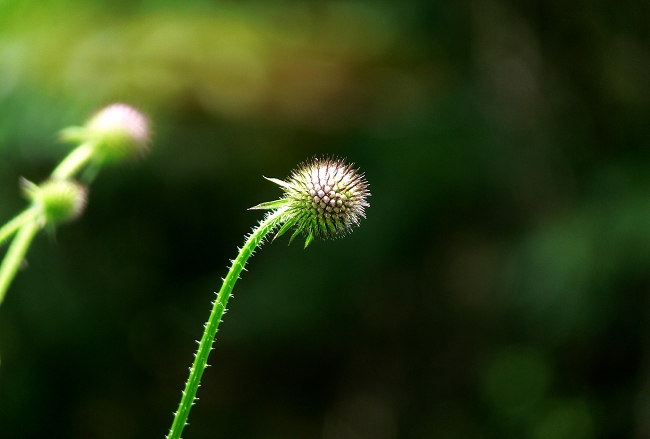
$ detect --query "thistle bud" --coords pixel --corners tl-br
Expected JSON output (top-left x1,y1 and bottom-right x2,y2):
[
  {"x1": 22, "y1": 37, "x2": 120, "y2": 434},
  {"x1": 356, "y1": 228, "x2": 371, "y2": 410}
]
[
  {"x1": 61, "y1": 103, "x2": 150, "y2": 164},
  {"x1": 23, "y1": 179, "x2": 88, "y2": 225},
  {"x1": 252, "y1": 157, "x2": 370, "y2": 247}
]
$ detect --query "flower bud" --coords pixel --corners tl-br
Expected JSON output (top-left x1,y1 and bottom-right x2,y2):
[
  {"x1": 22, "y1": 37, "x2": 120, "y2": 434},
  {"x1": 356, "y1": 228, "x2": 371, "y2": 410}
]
[
  {"x1": 23, "y1": 179, "x2": 88, "y2": 225},
  {"x1": 62, "y1": 103, "x2": 150, "y2": 164},
  {"x1": 252, "y1": 157, "x2": 370, "y2": 247}
]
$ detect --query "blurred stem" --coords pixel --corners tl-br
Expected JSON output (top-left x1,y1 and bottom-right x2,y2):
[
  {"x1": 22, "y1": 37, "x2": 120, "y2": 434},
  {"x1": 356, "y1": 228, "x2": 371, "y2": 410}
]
[
  {"x1": 0, "y1": 215, "x2": 40, "y2": 306},
  {"x1": 0, "y1": 207, "x2": 39, "y2": 248},
  {"x1": 51, "y1": 142, "x2": 94, "y2": 180},
  {"x1": 167, "y1": 208, "x2": 286, "y2": 439},
  {"x1": 0, "y1": 139, "x2": 94, "y2": 304}
]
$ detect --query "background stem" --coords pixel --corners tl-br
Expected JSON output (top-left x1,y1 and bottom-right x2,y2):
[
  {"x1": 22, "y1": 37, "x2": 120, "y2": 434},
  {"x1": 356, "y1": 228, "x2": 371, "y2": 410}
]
[
  {"x1": 0, "y1": 140, "x2": 97, "y2": 306},
  {"x1": 0, "y1": 207, "x2": 39, "y2": 248},
  {"x1": 0, "y1": 218, "x2": 40, "y2": 306},
  {"x1": 167, "y1": 208, "x2": 286, "y2": 439},
  {"x1": 50, "y1": 142, "x2": 94, "y2": 180}
]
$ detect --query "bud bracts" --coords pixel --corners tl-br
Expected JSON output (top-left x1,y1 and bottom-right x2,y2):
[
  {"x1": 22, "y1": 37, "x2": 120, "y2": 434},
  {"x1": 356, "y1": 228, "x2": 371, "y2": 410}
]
[{"x1": 252, "y1": 157, "x2": 370, "y2": 247}]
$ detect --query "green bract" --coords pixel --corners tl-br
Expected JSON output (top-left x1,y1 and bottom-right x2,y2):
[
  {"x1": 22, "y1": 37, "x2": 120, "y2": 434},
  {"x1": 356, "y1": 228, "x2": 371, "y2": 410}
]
[{"x1": 251, "y1": 157, "x2": 370, "y2": 247}]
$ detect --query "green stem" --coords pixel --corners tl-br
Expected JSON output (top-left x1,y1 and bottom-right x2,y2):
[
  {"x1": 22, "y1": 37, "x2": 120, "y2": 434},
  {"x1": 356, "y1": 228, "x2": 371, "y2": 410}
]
[
  {"x1": 0, "y1": 218, "x2": 40, "y2": 307},
  {"x1": 50, "y1": 142, "x2": 95, "y2": 180},
  {"x1": 167, "y1": 208, "x2": 286, "y2": 439},
  {"x1": 0, "y1": 207, "x2": 39, "y2": 248},
  {"x1": 0, "y1": 140, "x2": 93, "y2": 305}
]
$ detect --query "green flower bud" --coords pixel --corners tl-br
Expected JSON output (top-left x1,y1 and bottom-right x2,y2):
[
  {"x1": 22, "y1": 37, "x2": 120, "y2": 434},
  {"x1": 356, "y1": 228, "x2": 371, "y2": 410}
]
[
  {"x1": 61, "y1": 103, "x2": 150, "y2": 164},
  {"x1": 251, "y1": 157, "x2": 370, "y2": 247},
  {"x1": 23, "y1": 179, "x2": 88, "y2": 225}
]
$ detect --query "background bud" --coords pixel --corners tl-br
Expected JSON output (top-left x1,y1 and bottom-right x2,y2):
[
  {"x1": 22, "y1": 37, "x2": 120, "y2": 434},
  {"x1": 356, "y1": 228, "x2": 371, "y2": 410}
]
[
  {"x1": 83, "y1": 103, "x2": 150, "y2": 164},
  {"x1": 23, "y1": 179, "x2": 88, "y2": 225}
]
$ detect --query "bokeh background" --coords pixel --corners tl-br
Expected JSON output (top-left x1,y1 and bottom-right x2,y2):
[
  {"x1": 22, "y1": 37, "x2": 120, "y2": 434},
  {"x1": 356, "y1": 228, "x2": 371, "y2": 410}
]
[{"x1": 1, "y1": 0, "x2": 650, "y2": 438}]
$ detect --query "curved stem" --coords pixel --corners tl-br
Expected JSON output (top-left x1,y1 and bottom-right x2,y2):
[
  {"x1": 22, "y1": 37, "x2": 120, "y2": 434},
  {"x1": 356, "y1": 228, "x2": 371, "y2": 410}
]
[
  {"x1": 167, "y1": 208, "x2": 286, "y2": 439},
  {"x1": 0, "y1": 207, "x2": 39, "y2": 248},
  {"x1": 0, "y1": 218, "x2": 41, "y2": 307},
  {"x1": 50, "y1": 142, "x2": 94, "y2": 180}
]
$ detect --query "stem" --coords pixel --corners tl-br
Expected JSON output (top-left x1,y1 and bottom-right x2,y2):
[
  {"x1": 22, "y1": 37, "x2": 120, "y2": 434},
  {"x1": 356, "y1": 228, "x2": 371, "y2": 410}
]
[
  {"x1": 50, "y1": 142, "x2": 95, "y2": 180},
  {"x1": 0, "y1": 207, "x2": 39, "y2": 248},
  {"x1": 0, "y1": 140, "x2": 93, "y2": 305},
  {"x1": 167, "y1": 208, "x2": 286, "y2": 439},
  {"x1": 0, "y1": 218, "x2": 40, "y2": 307}
]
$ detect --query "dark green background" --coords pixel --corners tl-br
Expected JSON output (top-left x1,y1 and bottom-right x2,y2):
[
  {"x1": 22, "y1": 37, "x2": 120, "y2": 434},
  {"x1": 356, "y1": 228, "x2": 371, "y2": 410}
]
[{"x1": 1, "y1": 0, "x2": 650, "y2": 437}]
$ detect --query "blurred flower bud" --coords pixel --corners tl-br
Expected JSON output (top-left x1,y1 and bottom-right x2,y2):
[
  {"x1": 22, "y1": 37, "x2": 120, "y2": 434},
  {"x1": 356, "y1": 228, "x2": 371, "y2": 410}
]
[
  {"x1": 61, "y1": 103, "x2": 150, "y2": 164},
  {"x1": 23, "y1": 179, "x2": 88, "y2": 225}
]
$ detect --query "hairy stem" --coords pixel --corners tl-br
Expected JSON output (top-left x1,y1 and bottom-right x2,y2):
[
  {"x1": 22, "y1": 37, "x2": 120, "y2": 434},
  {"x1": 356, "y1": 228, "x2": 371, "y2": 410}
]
[
  {"x1": 50, "y1": 142, "x2": 94, "y2": 180},
  {"x1": 0, "y1": 207, "x2": 39, "y2": 248},
  {"x1": 167, "y1": 208, "x2": 286, "y2": 439},
  {"x1": 0, "y1": 218, "x2": 40, "y2": 306}
]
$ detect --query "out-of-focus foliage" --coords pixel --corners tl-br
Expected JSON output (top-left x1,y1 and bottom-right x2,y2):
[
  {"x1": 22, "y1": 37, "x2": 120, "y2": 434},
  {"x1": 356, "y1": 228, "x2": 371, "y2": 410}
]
[{"x1": 1, "y1": 0, "x2": 650, "y2": 438}]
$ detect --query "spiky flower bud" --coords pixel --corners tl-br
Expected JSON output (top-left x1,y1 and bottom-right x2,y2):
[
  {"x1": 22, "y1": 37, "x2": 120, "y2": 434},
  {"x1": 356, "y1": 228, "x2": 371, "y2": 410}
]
[
  {"x1": 61, "y1": 103, "x2": 150, "y2": 164},
  {"x1": 23, "y1": 179, "x2": 88, "y2": 225},
  {"x1": 252, "y1": 157, "x2": 370, "y2": 247}
]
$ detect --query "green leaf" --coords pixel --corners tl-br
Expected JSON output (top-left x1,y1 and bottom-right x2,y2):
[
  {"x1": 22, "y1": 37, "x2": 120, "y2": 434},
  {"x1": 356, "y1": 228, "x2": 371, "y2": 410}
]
[
  {"x1": 273, "y1": 216, "x2": 298, "y2": 241},
  {"x1": 248, "y1": 199, "x2": 288, "y2": 210},
  {"x1": 289, "y1": 227, "x2": 303, "y2": 245},
  {"x1": 326, "y1": 218, "x2": 337, "y2": 235},
  {"x1": 58, "y1": 126, "x2": 87, "y2": 144},
  {"x1": 263, "y1": 176, "x2": 294, "y2": 190},
  {"x1": 317, "y1": 217, "x2": 328, "y2": 237},
  {"x1": 304, "y1": 232, "x2": 314, "y2": 248}
]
